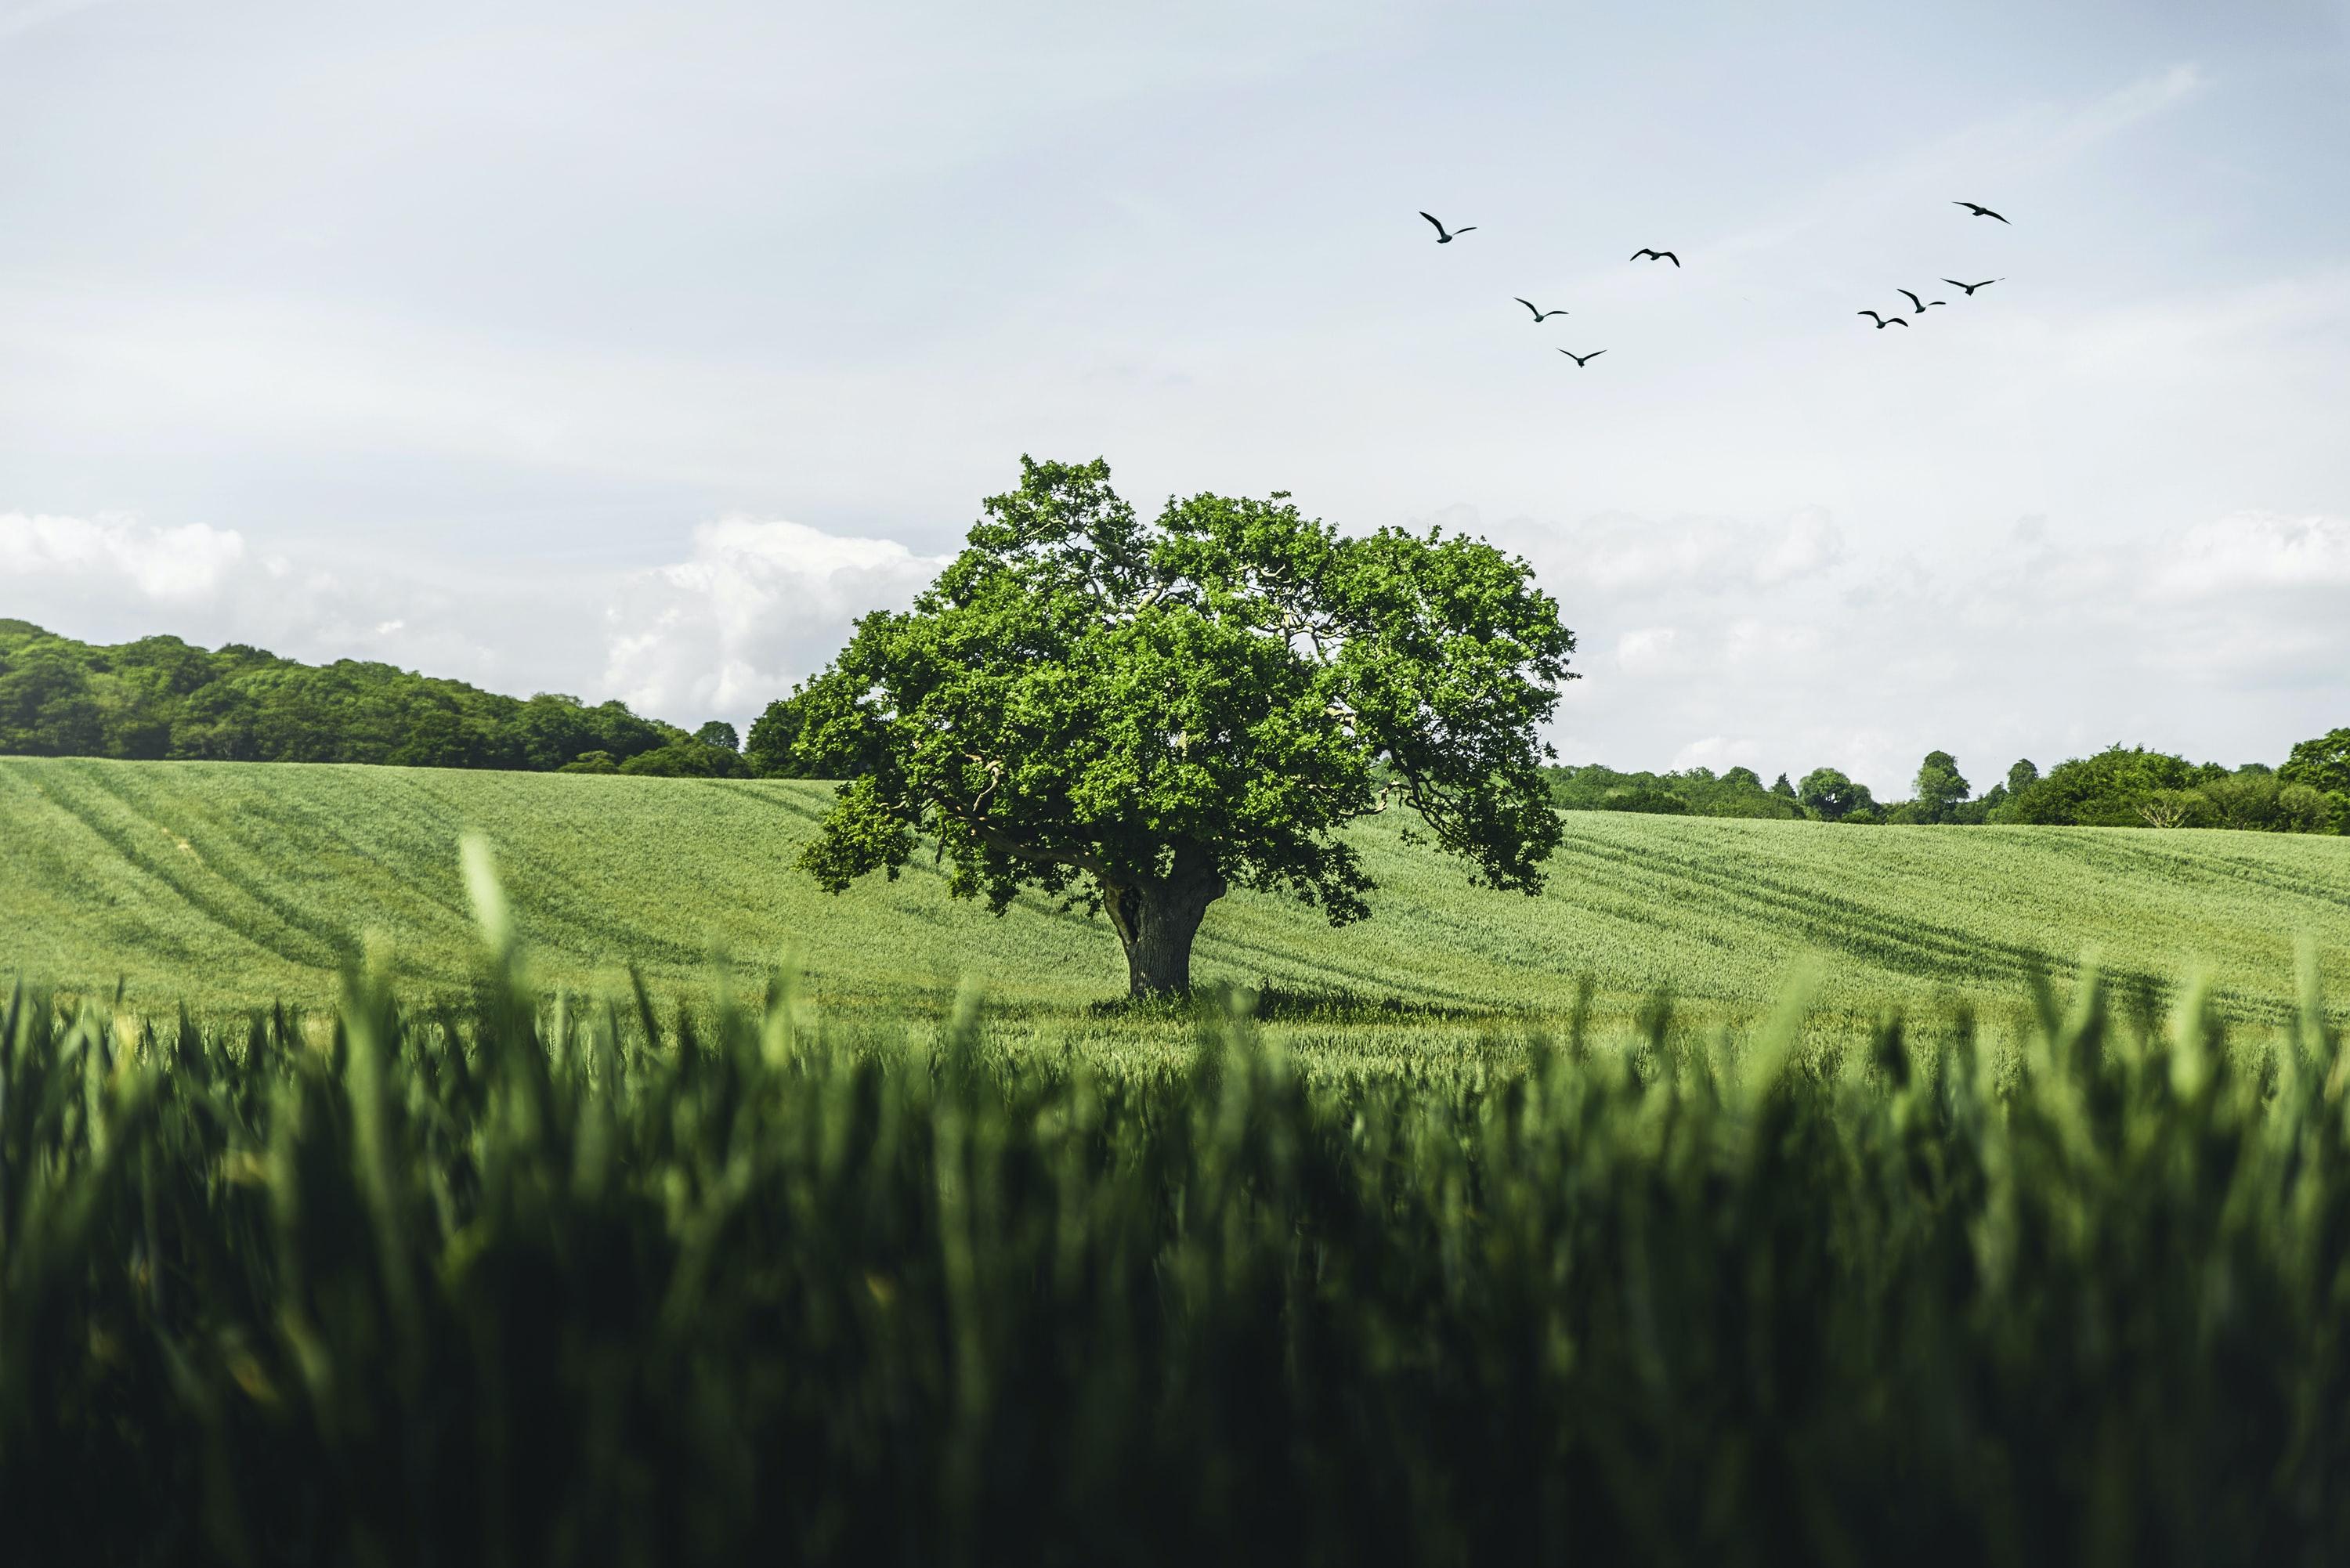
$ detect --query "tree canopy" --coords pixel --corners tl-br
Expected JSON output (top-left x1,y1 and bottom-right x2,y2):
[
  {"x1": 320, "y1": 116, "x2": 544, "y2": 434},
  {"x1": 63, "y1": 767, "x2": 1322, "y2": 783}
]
[
  {"x1": 2282, "y1": 729, "x2": 2350, "y2": 797},
  {"x1": 744, "y1": 685, "x2": 825, "y2": 779},
  {"x1": 1799, "y1": 767, "x2": 1875, "y2": 822},
  {"x1": 791, "y1": 457, "x2": 1577, "y2": 996},
  {"x1": 1912, "y1": 750, "x2": 1970, "y2": 822}
]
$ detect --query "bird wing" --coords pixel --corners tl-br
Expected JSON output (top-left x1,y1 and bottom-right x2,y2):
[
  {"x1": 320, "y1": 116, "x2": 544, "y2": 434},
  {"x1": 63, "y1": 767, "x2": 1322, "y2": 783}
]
[
  {"x1": 1585, "y1": 350, "x2": 1605, "y2": 360},
  {"x1": 1631, "y1": 249, "x2": 1652, "y2": 260},
  {"x1": 1889, "y1": 316, "x2": 1909, "y2": 326},
  {"x1": 1662, "y1": 251, "x2": 1679, "y2": 266},
  {"x1": 1420, "y1": 211, "x2": 1448, "y2": 237},
  {"x1": 1941, "y1": 279, "x2": 1970, "y2": 291},
  {"x1": 1899, "y1": 289, "x2": 1922, "y2": 309},
  {"x1": 1515, "y1": 298, "x2": 1541, "y2": 318},
  {"x1": 1455, "y1": 226, "x2": 1477, "y2": 235},
  {"x1": 1984, "y1": 209, "x2": 2008, "y2": 223},
  {"x1": 1856, "y1": 310, "x2": 1880, "y2": 321}
]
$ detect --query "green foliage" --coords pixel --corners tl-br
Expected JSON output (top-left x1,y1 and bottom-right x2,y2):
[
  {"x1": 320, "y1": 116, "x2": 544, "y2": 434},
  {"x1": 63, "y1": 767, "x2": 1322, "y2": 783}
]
[
  {"x1": 1799, "y1": 766, "x2": 1875, "y2": 821},
  {"x1": 5, "y1": 901, "x2": 2350, "y2": 1563},
  {"x1": 2001, "y1": 746, "x2": 2337, "y2": 832},
  {"x1": 617, "y1": 739, "x2": 749, "y2": 779},
  {"x1": 0, "y1": 619, "x2": 679, "y2": 769},
  {"x1": 794, "y1": 457, "x2": 1576, "y2": 995},
  {"x1": 744, "y1": 685, "x2": 825, "y2": 778},
  {"x1": 1546, "y1": 763, "x2": 1805, "y2": 819},
  {"x1": 692, "y1": 719, "x2": 741, "y2": 752},
  {"x1": 2198, "y1": 771, "x2": 2336, "y2": 833},
  {"x1": 1600, "y1": 782, "x2": 1690, "y2": 814},
  {"x1": 2007, "y1": 746, "x2": 2223, "y2": 826},
  {"x1": 1912, "y1": 749, "x2": 1971, "y2": 822},
  {"x1": 2282, "y1": 728, "x2": 2350, "y2": 801},
  {"x1": 557, "y1": 750, "x2": 619, "y2": 774}
]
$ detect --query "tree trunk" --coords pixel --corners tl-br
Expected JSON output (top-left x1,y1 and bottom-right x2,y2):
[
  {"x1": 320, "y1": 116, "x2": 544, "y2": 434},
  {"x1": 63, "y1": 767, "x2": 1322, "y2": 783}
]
[{"x1": 1099, "y1": 854, "x2": 1226, "y2": 999}]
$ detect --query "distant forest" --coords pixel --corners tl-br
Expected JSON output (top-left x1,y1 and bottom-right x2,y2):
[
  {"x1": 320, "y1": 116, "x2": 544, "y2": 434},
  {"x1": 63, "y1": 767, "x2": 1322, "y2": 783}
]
[
  {"x1": 5, "y1": 620, "x2": 2344, "y2": 830},
  {"x1": 0, "y1": 620, "x2": 735, "y2": 775},
  {"x1": 1550, "y1": 738, "x2": 2350, "y2": 835}
]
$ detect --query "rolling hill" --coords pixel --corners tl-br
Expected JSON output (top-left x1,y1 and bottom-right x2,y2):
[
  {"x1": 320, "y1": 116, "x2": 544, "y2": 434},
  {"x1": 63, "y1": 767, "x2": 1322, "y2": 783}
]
[{"x1": 5, "y1": 757, "x2": 2348, "y2": 1037}]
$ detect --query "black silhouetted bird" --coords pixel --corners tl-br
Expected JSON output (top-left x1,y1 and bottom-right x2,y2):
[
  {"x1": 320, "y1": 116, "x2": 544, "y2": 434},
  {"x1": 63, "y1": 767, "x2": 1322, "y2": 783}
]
[
  {"x1": 1514, "y1": 298, "x2": 1569, "y2": 322},
  {"x1": 1898, "y1": 289, "x2": 1945, "y2": 313},
  {"x1": 1558, "y1": 349, "x2": 1606, "y2": 366},
  {"x1": 1953, "y1": 201, "x2": 2009, "y2": 223},
  {"x1": 1857, "y1": 311, "x2": 1910, "y2": 329},
  {"x1": 1942, "y1": 277, "x2": 2002, "y2": 296},
  {"x1": 1630, "y1": 248, "x2": 1680, "y2": 266},
  {"x1": 1420, "y1": 211, "x2": 1476, "y2": 243}
]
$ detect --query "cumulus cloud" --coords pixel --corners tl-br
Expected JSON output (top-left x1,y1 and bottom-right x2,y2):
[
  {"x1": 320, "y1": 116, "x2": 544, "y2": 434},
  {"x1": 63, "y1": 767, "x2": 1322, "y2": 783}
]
[
  {"x1": 0, "y1": 511, "x2": 247, "y2": 602},
  {"x1": 2148, "y1": 511, "x2": 2350, "y2": 598},
  {"x1": 1548, "y1": 508, "x2": 1849, "y2": 598},
  {"x1": 599, "y1": 518, "x2": 947, "y2": 723}
]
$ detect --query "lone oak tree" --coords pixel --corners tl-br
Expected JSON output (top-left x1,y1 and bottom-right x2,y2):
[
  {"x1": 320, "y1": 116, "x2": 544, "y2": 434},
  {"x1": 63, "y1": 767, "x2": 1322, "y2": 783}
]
[{"x1": 793, "y1": 457, "x2": 1578, "y2": 998}]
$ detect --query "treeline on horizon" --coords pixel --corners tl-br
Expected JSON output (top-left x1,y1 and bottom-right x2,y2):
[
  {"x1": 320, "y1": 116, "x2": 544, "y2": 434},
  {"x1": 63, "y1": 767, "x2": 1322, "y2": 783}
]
[
  {"x1": 1551, "y1": 737, "x2": 2350, "y2": 835},
  {"x1": 0, "y1": 619, "x2": 753, "y2": 778},
  {"x1": 6, "y1": 620, "x2": 2345, "y2": 833}
]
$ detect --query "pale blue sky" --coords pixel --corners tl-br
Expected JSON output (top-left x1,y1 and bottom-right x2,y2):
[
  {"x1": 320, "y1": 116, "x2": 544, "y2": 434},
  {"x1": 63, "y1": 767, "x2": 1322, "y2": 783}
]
[{"x1": 3, "y1": 1, "x2": 2346, "y2": 791}]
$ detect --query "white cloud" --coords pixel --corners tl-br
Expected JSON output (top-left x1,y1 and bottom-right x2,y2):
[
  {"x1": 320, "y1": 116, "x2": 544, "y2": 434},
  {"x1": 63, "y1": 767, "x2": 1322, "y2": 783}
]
[
  {"x1": 1669, "y1": 735, "x2": 1767, "y2": 775},
  {"x1": 1613, "y1": 626, "x2": 1682, "y2": 674},
  {"x1": 1553, "y1": 508, "x2": 1849, "y2": 598},
  {"x1": 2149, "y1": 511, "x2": 2350, "y2": 598},
  {"x1": 0, "y1": 511, "x2": 247, "y2": 601},
  {"x1": 599, "y1": 517, "x2": 947, "y2": 724}
]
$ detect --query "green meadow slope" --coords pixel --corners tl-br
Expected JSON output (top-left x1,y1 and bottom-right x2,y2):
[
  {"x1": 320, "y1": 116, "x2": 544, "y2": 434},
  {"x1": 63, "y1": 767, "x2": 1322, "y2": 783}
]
[{"x1": 4, "y1": 757, "x2": 2348, "y2": 1031}]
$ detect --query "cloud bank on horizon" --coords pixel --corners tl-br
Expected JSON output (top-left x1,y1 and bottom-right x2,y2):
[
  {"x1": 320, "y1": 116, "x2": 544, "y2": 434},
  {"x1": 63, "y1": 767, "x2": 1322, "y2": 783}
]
[{"x1": 2, "y1": 1, "x2": 2345, "y2": 793}]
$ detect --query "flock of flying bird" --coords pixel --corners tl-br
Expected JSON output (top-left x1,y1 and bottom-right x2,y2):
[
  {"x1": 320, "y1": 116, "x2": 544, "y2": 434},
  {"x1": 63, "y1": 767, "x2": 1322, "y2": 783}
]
[{"x1": 1416, "y1": 200, "x2": 2014, "y2": 363}]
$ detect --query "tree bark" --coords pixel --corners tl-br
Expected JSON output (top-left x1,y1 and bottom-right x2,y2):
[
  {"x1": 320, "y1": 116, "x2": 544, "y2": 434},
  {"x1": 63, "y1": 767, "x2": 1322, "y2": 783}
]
[{"x1": 1099, "y1": 851, "x2": 1226, "y2": 999}]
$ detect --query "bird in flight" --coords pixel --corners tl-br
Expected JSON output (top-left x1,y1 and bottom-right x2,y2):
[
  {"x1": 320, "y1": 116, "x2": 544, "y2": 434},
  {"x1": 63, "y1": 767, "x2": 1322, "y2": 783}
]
[
  {"x1": 1942, "y1": 277, "x2": 2002, "y2": 296},
  {"x1": 1630, "y1": 248, "x2": 1680, "y2": 266},
  {"x1": 1953, "y1": 201, "x2": 2009, "y2": 224},
  {"x1": 1558, "y1": 349, "x2": 1607, "y2": 367},
  {"x1": 1857, "y1": 310, "x2": 1910, "y2": 330},
  {"x1": 1897, "y1": 289, "x2": 1946, "y2": 313},
  {"x1": 1420, "y1": 211, "x2": 1477, "y2": 244},
  {"x1": 1514, "y1": 298, "x2": 1570, "y2": 322}
]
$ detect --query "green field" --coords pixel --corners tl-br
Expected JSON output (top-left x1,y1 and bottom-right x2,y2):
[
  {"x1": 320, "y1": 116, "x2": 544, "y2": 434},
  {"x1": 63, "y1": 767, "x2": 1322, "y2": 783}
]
[{"x1": 6, "y1": 756, "x2": 2347, "y2": 1046}]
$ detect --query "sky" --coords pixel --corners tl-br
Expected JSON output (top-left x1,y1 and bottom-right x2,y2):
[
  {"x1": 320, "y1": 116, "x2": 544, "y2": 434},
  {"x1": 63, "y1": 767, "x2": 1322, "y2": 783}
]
[{"x1": 2, "y1": 0, "x2": 2347, "y2": 793}]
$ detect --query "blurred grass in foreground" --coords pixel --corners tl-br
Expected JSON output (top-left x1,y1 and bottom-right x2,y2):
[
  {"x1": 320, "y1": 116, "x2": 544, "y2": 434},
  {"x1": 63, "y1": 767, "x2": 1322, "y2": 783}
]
[{"x1": 3, "y1": 862, "x2": 2348, "y2": 1564}]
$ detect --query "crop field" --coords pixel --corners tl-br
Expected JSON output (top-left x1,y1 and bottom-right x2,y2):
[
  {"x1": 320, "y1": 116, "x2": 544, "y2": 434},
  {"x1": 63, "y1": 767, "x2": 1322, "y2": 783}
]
[
  {"x1": 5, "y1": 756, "x2": 2348, "y2": 1047},
  {"x1": 9, "y1": 762, "x2": 2350, "y2": 1560},
  {"x1": 5, "y1": 918, "x2": 2348, "y2": 1563}
]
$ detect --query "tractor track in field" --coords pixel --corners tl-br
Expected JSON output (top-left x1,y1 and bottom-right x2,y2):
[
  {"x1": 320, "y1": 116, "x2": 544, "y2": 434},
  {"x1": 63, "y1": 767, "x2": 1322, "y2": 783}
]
[
  {"x1": 22, "y1": 764, "x2": 345, "y2": 973},
  {"x1": 1546, "y1": 826, "x2": 2290, "y2": 1024}
]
